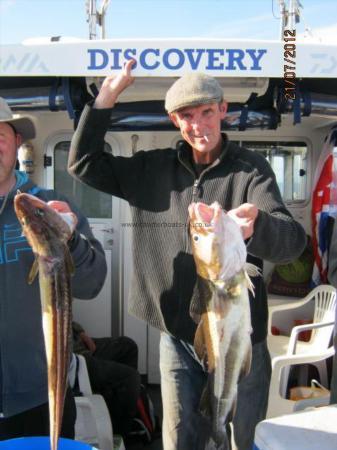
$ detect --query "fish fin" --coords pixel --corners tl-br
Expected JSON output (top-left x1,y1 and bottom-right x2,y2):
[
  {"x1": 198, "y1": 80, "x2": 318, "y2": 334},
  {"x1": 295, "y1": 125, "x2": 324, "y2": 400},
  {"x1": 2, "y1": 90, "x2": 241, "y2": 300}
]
[
  {"x1": 194, "y1": 321, "x2": 206, "y2": 362},
  {"x1": 245, "y1": 263, "x2": 261, "y2": 278},
  {"x1": 244, "y1": 272, "x2": 255, "y2": 296},
  {"x1": 64, "y1": 245, "x2": 75, "y2": 275},
  {"x1": 28, "y1": 258, "x2": 39, "y2": 284},
  {"x1": 190, "y1": 311, "x2": 201, "y2": 324},
  {"x1": 243, "y1": 263, "x2": 261, "y2": 297},
  {"x1": 189, "y1": 277, "x2": 212, "y2": 324}
]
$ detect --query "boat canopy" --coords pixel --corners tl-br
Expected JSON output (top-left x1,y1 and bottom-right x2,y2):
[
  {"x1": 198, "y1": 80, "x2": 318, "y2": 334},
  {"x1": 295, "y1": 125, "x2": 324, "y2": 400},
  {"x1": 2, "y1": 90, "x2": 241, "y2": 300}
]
[
  {"x1": 1, "y1": 38, "x2": 337, "y2": 78},
  {"x1": 1, "y1": 38, "x2": 337, "y2": 131}
]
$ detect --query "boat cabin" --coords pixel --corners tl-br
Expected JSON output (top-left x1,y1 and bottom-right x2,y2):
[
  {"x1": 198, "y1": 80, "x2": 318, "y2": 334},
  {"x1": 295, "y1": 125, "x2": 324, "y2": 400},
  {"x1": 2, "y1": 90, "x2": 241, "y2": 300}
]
[{"x1": 1, "y1": 35, "x2": 336, "y2": 396}]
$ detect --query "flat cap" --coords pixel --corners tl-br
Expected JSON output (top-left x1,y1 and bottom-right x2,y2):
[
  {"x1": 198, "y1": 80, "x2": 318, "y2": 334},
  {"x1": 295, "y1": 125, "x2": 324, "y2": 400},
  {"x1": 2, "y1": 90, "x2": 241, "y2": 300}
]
[{"x1": 165, "y1": 73, "x2": 223, "y2": 113}]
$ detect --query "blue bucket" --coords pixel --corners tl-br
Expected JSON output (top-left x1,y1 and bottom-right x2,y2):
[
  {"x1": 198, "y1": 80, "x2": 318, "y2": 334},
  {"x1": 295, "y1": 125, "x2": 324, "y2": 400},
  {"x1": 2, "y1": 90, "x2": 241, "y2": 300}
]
[{"x1": 0, "y1": 437, "x2": 97, "y2": 450}]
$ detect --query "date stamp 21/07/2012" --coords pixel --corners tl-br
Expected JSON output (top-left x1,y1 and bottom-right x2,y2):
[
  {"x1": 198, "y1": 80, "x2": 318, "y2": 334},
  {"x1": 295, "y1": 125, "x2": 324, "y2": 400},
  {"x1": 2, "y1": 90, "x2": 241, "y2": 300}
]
[{"x1": 283, "y1": 29, "x2": 297, "y2": 100}]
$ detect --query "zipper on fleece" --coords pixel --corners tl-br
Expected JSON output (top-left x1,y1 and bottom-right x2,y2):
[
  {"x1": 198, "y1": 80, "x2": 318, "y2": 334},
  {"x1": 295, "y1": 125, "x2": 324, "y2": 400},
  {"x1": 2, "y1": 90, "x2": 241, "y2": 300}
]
[{"x1": 178, "y1": 155, "x2": 222, "y2": 252}]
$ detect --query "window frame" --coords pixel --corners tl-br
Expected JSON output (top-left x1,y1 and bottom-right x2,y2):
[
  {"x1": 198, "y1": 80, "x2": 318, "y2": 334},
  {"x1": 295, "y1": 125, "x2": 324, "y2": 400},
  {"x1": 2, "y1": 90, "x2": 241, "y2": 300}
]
[
  {"x1": 232, "y1": 137, "x2": 311, "y2": 206},
  {"x1": 44, "y1": 131, "x2": 121, "y2": 222}
]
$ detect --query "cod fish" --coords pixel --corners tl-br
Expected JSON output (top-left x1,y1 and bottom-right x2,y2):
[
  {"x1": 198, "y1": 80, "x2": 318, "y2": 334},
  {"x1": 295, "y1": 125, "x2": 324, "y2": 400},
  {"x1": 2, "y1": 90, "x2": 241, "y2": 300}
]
[
  {"x1": 189, "y1": 201, "x2": 257, "y2": 450},
  {"x1": 14, "y1": 193, "x2": 75, "y2": 450}
]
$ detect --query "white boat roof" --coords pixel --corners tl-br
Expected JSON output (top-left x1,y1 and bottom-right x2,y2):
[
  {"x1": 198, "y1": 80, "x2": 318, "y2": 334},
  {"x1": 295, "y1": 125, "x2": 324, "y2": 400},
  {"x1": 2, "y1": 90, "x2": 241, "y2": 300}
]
[{"x1": 1, "y1": 38, "x2": 336, "y2": 78}]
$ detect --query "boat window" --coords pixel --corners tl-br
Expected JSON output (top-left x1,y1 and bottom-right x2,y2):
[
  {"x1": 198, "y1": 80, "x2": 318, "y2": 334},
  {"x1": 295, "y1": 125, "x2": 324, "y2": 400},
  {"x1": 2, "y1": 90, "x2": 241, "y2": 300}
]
[
  {"x1": 240, "y1": 141, "x2": 308, "y2": 203},
  {"x1": 54, "y1": 141, "x2": 112, "y2": 218}
]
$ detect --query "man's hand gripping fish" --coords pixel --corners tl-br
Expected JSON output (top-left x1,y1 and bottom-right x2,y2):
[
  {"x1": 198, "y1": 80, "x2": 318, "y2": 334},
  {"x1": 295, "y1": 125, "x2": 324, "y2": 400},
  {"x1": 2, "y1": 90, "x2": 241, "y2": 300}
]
[
  {"x1": 14, "y1": 193, "x2": 76, "y2": 450},
  {"x1": 189, "y1": 201, "x2": 259, "y2": 450}
]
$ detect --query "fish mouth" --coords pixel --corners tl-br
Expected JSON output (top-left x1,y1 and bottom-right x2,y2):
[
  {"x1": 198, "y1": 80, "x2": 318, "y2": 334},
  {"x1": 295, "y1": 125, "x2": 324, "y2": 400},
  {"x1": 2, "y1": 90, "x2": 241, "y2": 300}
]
[
  {"x1": 196, "y1": 203, "x2": 214, "y2": 224},
  {"x1": 14, "y1": 192, "x2": 41, "y2": 215},
  {"x1": 190, "y1": 201, "x2": 222, "y2": 227},
  {"x1": 14, "y1": 193, "x2": 72, "y2": 242}
]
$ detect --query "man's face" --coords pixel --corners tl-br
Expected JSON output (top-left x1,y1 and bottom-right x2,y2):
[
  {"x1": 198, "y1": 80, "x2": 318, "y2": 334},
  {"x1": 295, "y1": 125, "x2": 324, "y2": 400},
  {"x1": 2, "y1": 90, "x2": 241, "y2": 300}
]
[
  {"x1": 0, "y1": 122, "x2": 21, "y2": 187},
  {"x1": 169, "y1": 101, "x2": 227, "y2": 155}
]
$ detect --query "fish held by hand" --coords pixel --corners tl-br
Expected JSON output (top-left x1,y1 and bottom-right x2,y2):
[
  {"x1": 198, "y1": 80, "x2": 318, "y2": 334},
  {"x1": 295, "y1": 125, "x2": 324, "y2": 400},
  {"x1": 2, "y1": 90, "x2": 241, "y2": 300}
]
[
  {"x1": 14, "y1": 193, "x2": 75, "y2": 450},
  {"x1": 189, "y1": 201, "x2": 258, "y2": 450}
]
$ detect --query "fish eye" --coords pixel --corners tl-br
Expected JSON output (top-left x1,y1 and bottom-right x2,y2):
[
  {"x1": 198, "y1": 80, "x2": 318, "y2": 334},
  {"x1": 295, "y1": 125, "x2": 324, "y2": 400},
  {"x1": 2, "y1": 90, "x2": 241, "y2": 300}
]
[
  {"x1": 193, "y1": 234, "x2": 199, "y2": 242},
  {"x1": 34, "y1": 208, "x2": 44, "y2": 217}
]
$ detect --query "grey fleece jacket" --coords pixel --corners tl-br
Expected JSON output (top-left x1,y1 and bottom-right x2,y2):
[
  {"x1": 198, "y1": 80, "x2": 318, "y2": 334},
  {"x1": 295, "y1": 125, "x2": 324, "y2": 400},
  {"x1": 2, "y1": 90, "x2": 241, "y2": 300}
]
[
  {"x1": 0, "y1": 172, "x2": 107, "y2": 417},
  {"x1": 68, "y1": 104, "x2": 306, "y2": 347}
]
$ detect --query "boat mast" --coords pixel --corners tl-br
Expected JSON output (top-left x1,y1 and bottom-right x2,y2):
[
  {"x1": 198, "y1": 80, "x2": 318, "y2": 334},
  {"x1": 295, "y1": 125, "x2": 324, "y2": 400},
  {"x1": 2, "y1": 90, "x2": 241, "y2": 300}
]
[
  {"x1": 278, "y1": 0, "x2": 302, "y2": 38},
  {"x1": 86, "y1": 0, "x2": 111, "y2": 39}
]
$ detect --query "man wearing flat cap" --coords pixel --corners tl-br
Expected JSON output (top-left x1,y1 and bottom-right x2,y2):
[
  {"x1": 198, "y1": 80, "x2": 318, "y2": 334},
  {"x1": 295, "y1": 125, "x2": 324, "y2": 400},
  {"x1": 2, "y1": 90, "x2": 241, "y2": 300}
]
[
  {"x1": 0, "y1": 98, "x2": 107, "y2": 439},
  {"x1": 68, "y1": 61, "x2": 306, "y2": 450}
]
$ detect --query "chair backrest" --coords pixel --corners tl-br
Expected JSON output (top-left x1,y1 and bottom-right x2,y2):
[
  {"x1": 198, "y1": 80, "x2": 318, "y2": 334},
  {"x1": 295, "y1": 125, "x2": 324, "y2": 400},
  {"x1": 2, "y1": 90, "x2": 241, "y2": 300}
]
[
  {"x1": 71, "y1": 354, "x2": 117, "y2": 450},
  {"x1": 310, "y1": 284, "x2": 336, "y2": 349},
  {"x1": 69, "y1": 354, "x2": 93, "y2": 396}
]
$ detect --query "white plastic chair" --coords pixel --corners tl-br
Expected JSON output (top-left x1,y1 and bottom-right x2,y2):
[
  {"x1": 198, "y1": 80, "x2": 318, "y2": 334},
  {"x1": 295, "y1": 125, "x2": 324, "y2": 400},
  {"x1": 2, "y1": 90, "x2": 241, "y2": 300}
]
[
  {"x1": 69, "y1": 354, "x2": 117, "y2": 450},
  {"x1": 266, "y1": 284, "x2": 336, "y2": 418}
]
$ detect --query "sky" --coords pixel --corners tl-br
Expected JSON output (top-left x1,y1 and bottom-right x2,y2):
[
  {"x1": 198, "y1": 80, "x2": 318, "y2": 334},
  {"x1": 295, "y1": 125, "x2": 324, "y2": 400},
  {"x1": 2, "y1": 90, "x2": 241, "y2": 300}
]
[{"x1": 0, "y1": 0, "x2": 337, "y2": 46}]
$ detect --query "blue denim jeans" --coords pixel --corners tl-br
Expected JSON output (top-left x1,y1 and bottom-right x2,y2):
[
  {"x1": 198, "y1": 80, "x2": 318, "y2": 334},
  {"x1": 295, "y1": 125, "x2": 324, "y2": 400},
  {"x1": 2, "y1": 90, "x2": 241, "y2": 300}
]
[
  {"x1": 160, "y1": 333, "x2": 271, "y2": 450},
  {"x1": 232, "y1": 340, "x2": 271, "y2": 449}
]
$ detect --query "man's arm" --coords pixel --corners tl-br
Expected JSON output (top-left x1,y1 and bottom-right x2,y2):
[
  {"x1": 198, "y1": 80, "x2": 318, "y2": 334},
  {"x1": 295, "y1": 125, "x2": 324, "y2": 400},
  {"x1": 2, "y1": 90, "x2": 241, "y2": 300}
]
[
  {"x1": 93, "y1": 59, "x2": 135, "y2": 109},
  {"x1": 68, "y1": 60, "x2": 143, "y2": 200},
  {"x1": 67, "y1": 198, "x2": 107, "y2": 299}
]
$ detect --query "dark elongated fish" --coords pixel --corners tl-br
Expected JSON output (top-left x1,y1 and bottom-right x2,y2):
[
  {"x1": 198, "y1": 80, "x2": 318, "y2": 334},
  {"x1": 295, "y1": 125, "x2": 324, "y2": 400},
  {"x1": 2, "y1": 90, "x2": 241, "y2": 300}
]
[
  {"x1": 189, "y1": 201, "x2": 256, "y2": 450},
  {"x1": 14, "y1": 193, "x2": 75, "y2": 450}
]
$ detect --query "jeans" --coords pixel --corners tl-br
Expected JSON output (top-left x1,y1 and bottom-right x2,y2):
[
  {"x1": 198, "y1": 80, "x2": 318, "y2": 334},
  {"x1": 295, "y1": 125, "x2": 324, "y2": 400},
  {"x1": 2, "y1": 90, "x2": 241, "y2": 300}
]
[
  {"x1": 232, "y1": 340, "x2": 271, "y2": 449},
  {"x1": 160, "y1": 333, "x2": 271, "y2": 450}
]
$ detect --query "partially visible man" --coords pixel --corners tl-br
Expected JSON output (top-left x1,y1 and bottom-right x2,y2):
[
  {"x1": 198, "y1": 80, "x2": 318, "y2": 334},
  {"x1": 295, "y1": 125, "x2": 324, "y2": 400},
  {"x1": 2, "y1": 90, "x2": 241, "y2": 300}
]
[
  {"x1": 68, "y1": 61, "x2": 306, "y2": 450},
  {"x1": 72, "y1": 321, "x2": 140, "y2": 438},
  {"x1": 0, "y1": 97, "x2": 107, "y2": 439}
]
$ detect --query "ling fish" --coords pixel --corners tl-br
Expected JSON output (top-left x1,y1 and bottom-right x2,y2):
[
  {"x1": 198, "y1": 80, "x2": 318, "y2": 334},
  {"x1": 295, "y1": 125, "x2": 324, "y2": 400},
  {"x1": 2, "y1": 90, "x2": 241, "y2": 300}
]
[
  {"x1": 14, "y1": 193, "x2": 76, "y2": 450},
  {"x1": 189, "y1": 201, "x2": 257, "y2": 450}
]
